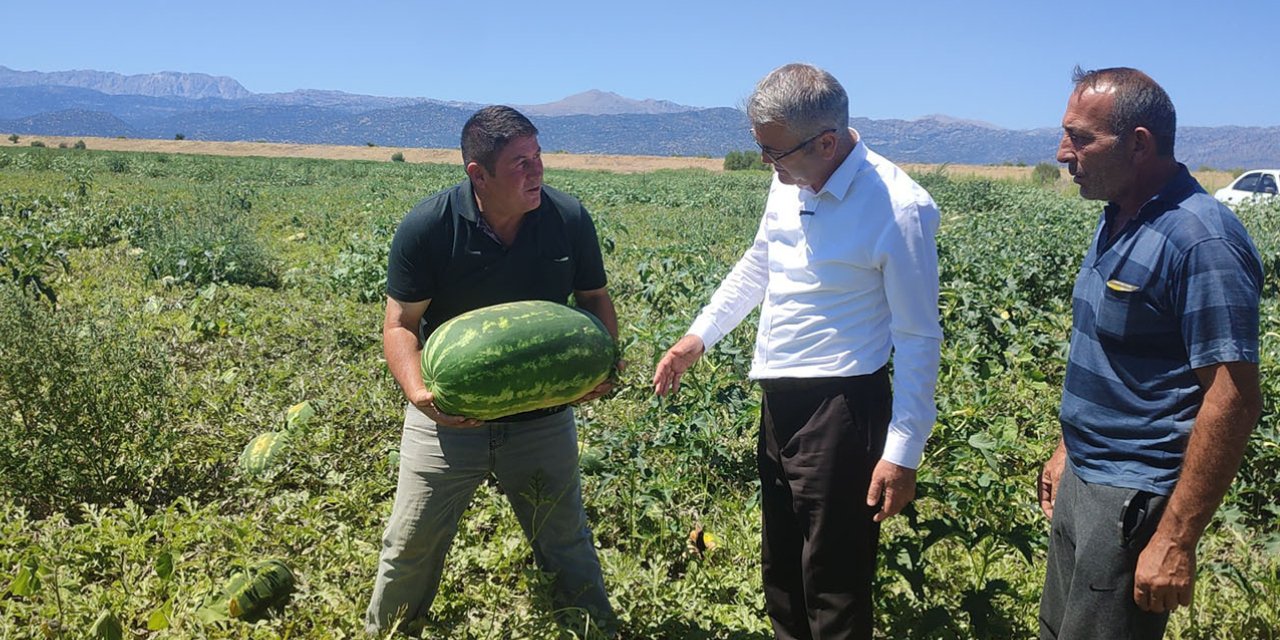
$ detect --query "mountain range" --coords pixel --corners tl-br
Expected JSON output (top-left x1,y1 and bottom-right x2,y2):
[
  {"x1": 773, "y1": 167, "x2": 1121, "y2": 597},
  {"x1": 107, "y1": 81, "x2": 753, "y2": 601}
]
[{"x1": 2, "y1": 66, "x2": 1277, "y2": 168}]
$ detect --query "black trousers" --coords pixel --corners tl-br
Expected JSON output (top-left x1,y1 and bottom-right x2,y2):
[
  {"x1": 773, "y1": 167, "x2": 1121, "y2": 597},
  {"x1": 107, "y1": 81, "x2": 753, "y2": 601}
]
[{"x1": 758, "y1": 368, "x2": 891, "y2": 640}]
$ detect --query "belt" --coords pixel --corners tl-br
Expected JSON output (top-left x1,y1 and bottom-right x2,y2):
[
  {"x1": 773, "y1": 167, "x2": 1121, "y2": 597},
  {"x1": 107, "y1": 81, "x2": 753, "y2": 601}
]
[{"x1": 756, "y1": 366, "x2": 888, "y2": 393}]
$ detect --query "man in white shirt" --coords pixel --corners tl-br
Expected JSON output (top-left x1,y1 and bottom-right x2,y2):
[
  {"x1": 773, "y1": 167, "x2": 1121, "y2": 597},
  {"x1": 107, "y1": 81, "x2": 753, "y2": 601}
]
[{"x1": 653, "y1": 63, "x2": 942, "y2": 640}]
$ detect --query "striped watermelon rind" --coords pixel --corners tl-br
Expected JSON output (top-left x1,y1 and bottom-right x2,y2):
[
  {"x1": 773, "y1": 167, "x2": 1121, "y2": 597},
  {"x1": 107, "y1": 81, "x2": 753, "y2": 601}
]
[
  {"x1": 239, "y1": 431, "x2": 288, "y2": 475},
  {"x1": 215, "y1": 559, "x2": 296, "y2": 622},
  {"x1": 421, "y1": 300, "x2": 616, "y2": 420}
]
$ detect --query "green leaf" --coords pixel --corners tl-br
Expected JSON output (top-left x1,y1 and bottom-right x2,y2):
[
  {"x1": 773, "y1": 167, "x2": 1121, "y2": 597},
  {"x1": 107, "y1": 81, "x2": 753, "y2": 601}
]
[
  {"x1": 196, "y1": 604, "x2": 231, "y2": 624},
  {"x1": 967, "y1": 432, "x2": 1001, "y2": 471},
  {"x1": 90, "y1": 610, "x2": 124, "y2": 640},
  {"x1": 9, "y1": 558, "x2": 39, "y2": 597},
  {"x1": 147, "y1": 600, "x2": 172, "y2": 630},
  {"x1": 154, "y1": 550, "x2": 174, "y2": 580}
]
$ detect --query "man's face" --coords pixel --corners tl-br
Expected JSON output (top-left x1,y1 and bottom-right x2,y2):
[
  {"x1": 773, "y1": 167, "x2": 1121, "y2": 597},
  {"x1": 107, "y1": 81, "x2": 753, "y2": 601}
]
[
  {"x1": 1057, "y1": 88, "x2": 1132, "y2": 202},
  {"x1": 474, "y1": 134, "x2": 544, "y2": 214},
  {"x1": 752, "y1": 122, "x2": 828, "y2": 188}
]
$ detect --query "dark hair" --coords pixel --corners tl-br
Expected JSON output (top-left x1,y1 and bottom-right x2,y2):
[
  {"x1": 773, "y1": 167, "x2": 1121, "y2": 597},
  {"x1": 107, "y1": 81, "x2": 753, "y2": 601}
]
[
  {"x1": 1072, "y1": 66, "x2": 1176, "y2": 157},
  {"x1": 461, "y1": 106, "x2": 538, "y2": 174}
]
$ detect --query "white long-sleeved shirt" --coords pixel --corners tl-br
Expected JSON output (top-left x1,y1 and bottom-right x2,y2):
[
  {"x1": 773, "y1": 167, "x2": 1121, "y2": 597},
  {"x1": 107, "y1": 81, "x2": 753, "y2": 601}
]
[{"x1": 687, "y1": 134, "x2": 942, "y2": 469}]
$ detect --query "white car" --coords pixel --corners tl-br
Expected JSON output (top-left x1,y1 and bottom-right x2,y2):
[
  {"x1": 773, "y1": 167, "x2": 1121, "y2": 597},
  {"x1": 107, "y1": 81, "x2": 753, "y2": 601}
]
[{"x1": 1214, "y1": 169, "x2": 1280, "y2": 206}]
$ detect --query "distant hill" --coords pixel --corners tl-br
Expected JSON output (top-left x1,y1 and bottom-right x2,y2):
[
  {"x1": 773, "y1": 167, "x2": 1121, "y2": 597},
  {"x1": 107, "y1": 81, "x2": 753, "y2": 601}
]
[
  {"x1": 0, "y1": 65, "x2": 251, "y2": 100},
  {"x1": 519, "y1": 90, "x2": 696, "y2": 117},
  {"x1": 2, "y1": 66, "x2": 1277, "y2": 168},
  {"x1": 2, "y1": 108, "x2": 137, "y2": 138}
]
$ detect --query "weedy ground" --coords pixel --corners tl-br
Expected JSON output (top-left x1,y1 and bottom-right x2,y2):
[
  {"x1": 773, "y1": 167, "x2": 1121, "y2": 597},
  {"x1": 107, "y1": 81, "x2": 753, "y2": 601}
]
[{"x1": 1, "y1": 147, "x2": 1277, "y2": 639}]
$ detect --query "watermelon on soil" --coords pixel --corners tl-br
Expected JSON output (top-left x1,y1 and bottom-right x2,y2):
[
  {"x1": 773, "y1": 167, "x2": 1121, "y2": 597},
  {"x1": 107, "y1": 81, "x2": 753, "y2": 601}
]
[
  {"x1": 239, "y1": 431, "x2": 287, "y2": 474},
  {"x1": 202, "y1": 559, "x2": 296, "y2": 622}
]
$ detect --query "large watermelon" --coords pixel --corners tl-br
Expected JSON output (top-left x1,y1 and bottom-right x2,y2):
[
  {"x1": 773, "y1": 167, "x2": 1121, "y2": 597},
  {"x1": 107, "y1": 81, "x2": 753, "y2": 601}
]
[{"x1": 421, "y1": 300, "x2": 616, "y2": 420}]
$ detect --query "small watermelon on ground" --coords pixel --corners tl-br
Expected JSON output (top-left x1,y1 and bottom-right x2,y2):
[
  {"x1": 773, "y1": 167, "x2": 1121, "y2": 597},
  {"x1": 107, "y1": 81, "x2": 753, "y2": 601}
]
[
  {"x1": 578, "y1": 441, "x2": 606, "y2": 475},
  {"x1": 201, "y1": 559, "x2": 296, "y2": 622},
  {"x1": 284, "y1": 400, "x2": 315, "y2": 431},
  {"x1": 239, "y1": 431, "x2": 288, "y2": 474},
  {"x1": 421, "y1": 300, "x2": 616, "y2": 420}
]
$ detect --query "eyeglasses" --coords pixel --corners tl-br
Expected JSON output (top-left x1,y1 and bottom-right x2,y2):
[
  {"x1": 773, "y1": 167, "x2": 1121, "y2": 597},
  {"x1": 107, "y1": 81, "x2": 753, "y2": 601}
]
[{"x1": 754, "y1": 128, "x2": 836, "y2": 163}]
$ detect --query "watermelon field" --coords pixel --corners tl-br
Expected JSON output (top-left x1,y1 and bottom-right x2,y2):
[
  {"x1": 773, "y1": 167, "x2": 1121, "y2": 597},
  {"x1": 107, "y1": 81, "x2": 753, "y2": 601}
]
[{"x1": 1, "y1": 145, "x2": 1278, "y2": 639}]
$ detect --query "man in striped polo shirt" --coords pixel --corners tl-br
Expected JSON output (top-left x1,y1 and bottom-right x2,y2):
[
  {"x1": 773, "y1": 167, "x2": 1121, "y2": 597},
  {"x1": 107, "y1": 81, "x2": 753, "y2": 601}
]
[{"x1": 1037, "y1": 67, "x2": 1263, "y2": 639}]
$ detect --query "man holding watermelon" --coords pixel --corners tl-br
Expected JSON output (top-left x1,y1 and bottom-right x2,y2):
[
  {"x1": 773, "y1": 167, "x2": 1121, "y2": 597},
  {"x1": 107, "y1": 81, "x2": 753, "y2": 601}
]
[
  {"x1": 366, "y1": 105, "x2": 618, "y2": 636},
  {"x1": 654, "y1": 63, "x2": 943, "y2": 639}
]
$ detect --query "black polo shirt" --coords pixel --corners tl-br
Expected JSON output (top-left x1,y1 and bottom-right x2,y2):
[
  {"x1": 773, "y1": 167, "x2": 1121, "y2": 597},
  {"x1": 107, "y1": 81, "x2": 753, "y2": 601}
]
[{"x1": 386, "y1": 179, "x2": 608, "y2": 343}]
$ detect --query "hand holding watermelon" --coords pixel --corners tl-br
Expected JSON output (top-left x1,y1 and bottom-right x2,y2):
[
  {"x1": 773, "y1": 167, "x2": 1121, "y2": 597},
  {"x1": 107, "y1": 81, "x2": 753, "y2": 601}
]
[
  {"x1": 411, "y1": 388, "x2": 484, "y2": 427},
  {"x1": 574, "y1": 359, "x2": 627, "y2": 403}
]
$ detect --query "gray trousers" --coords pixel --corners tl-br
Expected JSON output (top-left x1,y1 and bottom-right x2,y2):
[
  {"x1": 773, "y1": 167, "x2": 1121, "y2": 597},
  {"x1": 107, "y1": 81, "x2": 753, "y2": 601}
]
[
  {"x1": 1039, "y1": 463, "x2": 1171, "y2": 640},
  {"x1": 365, "y1": 405, "x2": 613, "y2": 635}
]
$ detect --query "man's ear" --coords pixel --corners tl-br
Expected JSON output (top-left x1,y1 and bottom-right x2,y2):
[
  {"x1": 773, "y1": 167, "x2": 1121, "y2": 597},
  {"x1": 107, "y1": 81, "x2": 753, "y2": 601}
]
[
  {"x1": 465, "y1": 161, "x2": 486, "y2": 185},
  {"x1": 818, "y1": 129, "x2": 840, "y2": 160},
  {"x1": 1130, "y1": 126, "x2": 1156, "y2": 162}
]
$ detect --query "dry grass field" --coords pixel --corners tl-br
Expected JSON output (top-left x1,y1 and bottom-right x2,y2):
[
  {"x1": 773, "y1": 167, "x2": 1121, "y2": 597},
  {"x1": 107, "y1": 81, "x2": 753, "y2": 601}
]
[{"x1": 4, "y1": 133, "x2": 1236, "y2": 191}]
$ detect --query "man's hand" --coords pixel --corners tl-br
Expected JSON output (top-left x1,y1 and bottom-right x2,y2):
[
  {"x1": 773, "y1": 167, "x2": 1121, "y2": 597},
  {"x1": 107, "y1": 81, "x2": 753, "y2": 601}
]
[
  {"x1": 1134, "y1": 534, "x2": 1196, "y2": 613},
  {"x1": 866, "y1": 460, "x2": 916, "y2": 523},
  {"x1": 653, "y1": 335, "x2": 705, "y2": 396},
  {"x1": 411, "y1": 389, "x2": 482, "y2": 428},
  {"x1": 576, "y1": 360, "x2": 627, "y2": 403},
  {"x1": 1039, "y1": 439, "x2": 1067, "y2": 520}
]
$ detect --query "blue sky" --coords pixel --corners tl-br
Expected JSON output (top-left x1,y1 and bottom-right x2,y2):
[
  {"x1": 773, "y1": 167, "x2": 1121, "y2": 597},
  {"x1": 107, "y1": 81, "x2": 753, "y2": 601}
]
[{"x1": 5, "y1": 0, "x2": 1276, "y2": 130}]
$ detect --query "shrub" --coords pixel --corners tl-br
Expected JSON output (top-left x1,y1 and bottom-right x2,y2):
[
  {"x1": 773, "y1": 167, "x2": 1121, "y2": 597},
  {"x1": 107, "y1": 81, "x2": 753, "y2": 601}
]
[
  {"x1": 29, "y1": 140, "x2": 45, "y2": 148},
  {"x1": 57, "y1": 142, "x2": 67, "y2": 149},
  {"x1": 0, "y1": 284, "x2": 181, "y2": 516},
  {"x1": 73, "y1": 139, "x2": 86, "y2": 150},
  {"x1": 390, "y1": 152, "x2": 405, "y2": 163},
  {"x1": 723, "y1": 150, "x2": 767, "y2": 171},
  {"x1": 139, "y1": 204, "x2": 280, "y2": 288},
  {"x1": 0, "y1": 194, "x2": 72, "y2": 304},
  {"x1": 106, "y1": 154, "x2": 130, "y2": 173},
  {"x1": 174, "y1": 133, "x2": 185, "y2": 140},
  {"x1": 7, "y1": 133, "x2": 17, "y2": 144},
  {"x1": 1031, "y1": 162, "x2": 1060, "y2": 186}
]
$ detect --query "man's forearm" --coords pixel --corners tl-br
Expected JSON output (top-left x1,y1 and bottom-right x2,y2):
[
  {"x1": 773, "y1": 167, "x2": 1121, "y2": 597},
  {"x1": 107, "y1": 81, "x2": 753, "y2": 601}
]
[
  {"x1": 384, "y1": 325, "x2": 427, "y2": 401},
  {"x1": 575, "y1": 291, "x2": 619, "y2": 339}
]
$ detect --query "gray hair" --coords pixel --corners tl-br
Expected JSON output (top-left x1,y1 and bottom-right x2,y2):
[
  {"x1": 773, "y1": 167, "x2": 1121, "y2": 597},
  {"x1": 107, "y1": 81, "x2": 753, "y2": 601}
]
[
  {"x1": 746, "y1": 63, "x2": 848, "y2": 136},
  {"x1": 461, "y1": 105, "x2": 539, "y2": 174},
  {"x1": 1072, "y1": 66, "x2": 1176, "y2": 157}
]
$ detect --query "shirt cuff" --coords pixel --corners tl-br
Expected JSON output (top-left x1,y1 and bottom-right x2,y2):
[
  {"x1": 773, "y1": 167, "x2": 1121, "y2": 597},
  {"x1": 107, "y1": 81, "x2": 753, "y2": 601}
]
[
  {"x1": 881, "y1": 425, "x2": 926, "y2": 470},
  {"x1": 687, "y1": 315, "x2": 725, "y2": 350}
]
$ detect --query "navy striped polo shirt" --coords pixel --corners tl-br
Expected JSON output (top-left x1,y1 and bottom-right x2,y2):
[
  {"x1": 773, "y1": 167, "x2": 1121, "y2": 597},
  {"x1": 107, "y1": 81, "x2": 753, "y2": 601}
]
[{"x1": 1059, "y1": 165, "x2": 1262, "y2": 495}]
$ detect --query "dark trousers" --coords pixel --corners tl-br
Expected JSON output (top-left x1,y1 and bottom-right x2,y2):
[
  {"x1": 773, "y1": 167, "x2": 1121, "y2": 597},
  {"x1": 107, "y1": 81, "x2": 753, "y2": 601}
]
[
  {"x1": 1039, "y1": 463, "x2": 1170, "y2": 640},
  {"x1": 758, "y1": 368, "x2": 891, "y2": 640}
]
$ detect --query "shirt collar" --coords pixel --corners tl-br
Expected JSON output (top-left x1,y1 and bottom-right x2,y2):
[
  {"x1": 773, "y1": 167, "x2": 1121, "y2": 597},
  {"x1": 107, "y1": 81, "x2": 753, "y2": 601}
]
[
  {"x1": 806, "y1": 128, "x2": 868, "y2": 201},
  {"x1": 1103, "y1": 163, "x2": 1201, "y2": 219},
  {"x1": 452, "y1": 179, "x2": 482, "y2": 222},
  {"x1": 1148, "y1": 163, "x2": 1201, "y2": 206}
]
